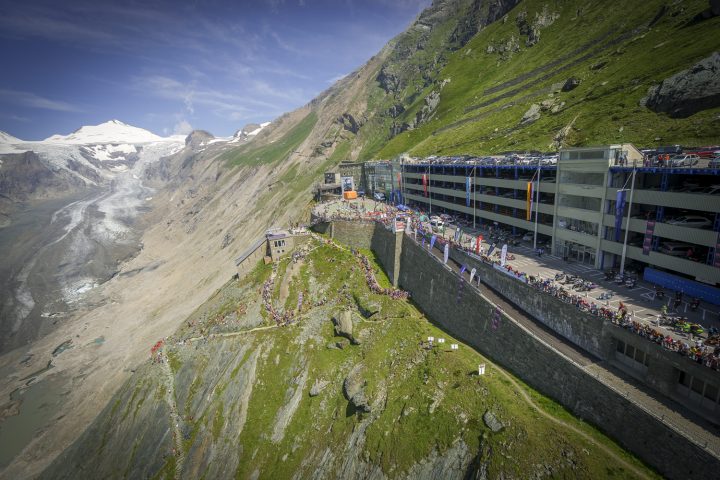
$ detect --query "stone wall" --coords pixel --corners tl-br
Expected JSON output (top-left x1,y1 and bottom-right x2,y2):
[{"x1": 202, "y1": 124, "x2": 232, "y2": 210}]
[
  {"x1": 398, "y1": 235, "x2": 718, "y2": 479},
  {"x1": 448, "y1": 247, "x2": 608, "y2": 358},
  {"x1": 448, "y1": 246, "x2": 720, "y2": 420}
]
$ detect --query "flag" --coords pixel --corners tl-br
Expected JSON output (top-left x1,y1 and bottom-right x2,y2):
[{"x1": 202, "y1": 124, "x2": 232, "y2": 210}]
[
  {"x1": 460, "y1": 264, "x2": 467, "y2": 275},
  {"x1": 422, "y1": 174, "x2": 428, "y2": 197},
  {"x1": 500, "y1": 244, "x2": 508, "y2": 266},
  {"x1": 469, "y1": 268, "x2": 477, "y2": 284},
  {"x1": 487, "y1": 243, "x2": 496, "y2": 256},
  {"x1": 443, "y1": 243, "x2": 449, "y2": 264},
  {"x1": 430, "y1": 234, "x2": 437, "y2": 250},
  {"x1": 466, "y1": 176, "x2": 471, "y2": 207},
  {"x1": 475, "y1": 235, "x2": 483, "y2": 254},
  {"x1": 526, "y1": 182, "x2": 533, "y2": 221},
  {"x1": 614, "y1": 189, "x2": 627, "y2": 241}
]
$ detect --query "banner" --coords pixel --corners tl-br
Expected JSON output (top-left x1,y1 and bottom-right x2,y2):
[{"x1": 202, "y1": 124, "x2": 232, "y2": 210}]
[
  {"x1": 430, "y1": 234, "x2": 437, "y2": 251},
  {"x1": 487, "y1": 242, "x2": 496, "y2": 256},
  {"x1": 475, "y1": 235, "x2": 483, "y2": 254},
  {"x1": 526, "y1": 182, "x2": 533, "y2": 221},
  {"x1": 500, "y1": 244, "x2": 508, "y2": 266},
  {"x1": 614, "y1": 189, "x2": 627, "y2": 241},
  {"x1": 469, "y1": 267, "x2": 477, "y2": 284},
  {"x1": 443, "y1": 243, "x2": 449, "y2": 264},
  {"x1": 466, "y1": 176, "x2": 471, "y2": 207},
  {"x1": 642, "y1": 220, "x2": 656, "y2": 256},
  {"x1": 422, "y1": 174, "x2": 428, "y2": 197}
]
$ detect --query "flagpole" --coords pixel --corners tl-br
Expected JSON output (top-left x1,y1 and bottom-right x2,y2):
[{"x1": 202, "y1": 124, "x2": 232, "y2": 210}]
[
  {"x1": 533, "y1": 162, "x2": 541, "y2": 251},
  {"x1": 619, "y1": 167, "x2": 636, "y2": 276}
]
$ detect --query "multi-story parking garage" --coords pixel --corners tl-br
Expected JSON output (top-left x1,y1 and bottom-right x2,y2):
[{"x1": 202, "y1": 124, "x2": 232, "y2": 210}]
[{"x1": 399, "y1": 144, "x2": 720, "y2": 292}]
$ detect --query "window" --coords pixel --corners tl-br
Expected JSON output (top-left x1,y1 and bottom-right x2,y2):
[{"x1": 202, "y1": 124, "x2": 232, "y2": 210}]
[
  {"x1": 691, "y1": 377, "x2": 705, "y2": 395},
  {"x1": 678, "y1": 370, "x2": 691, "y2": 388},
  {"x1": 704, "y1": 383, "x2": 718, "y2": 402}
]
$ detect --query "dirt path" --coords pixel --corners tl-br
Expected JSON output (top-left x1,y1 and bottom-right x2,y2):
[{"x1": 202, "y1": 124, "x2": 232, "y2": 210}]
[
  {"x1": 493, "y1": 365, "x2": 652, "y2": 479},
  {"x1": 183, "y1": 324, "x2": 279, "y2": 344}
]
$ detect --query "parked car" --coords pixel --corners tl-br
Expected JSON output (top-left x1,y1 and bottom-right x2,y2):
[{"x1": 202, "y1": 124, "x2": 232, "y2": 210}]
[
  {"x1": 659, "y1": 242, "x2": 694, "y2": 256},
  {"x1": 373, "y1": 192, "x2": 386, "y2": 201},
  {"x1": 669, "y1": 154, "x2": 700, "y2": 167},
  {"x1": 708, "y1": 153, "x2": 720, "y2": 168},
  {"x1": 522, "y1": 232, "x2": 534, "y2": 242},
  {"x1": 666, "y1": 215, "x2": 712, "y2": 228},
  {"x1": 357, "y1": 190, "x2": 365, "y2": 197}
]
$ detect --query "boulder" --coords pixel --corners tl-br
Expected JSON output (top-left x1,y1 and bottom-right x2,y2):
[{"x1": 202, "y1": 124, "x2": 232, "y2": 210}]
[
  {"x1": 520, "y1": 104, "x2": 541, "y2": 124},
  {"x1": 640, "y1": 52, "x2": 720, "y2": 117},
  {"x1": 343, "y1": 365, "x2": 371, "y2": 413},
  {"x1": 483, "y1": 410, "x2": 504, "y2": 432},
  {"x1": 333, "y1": 310, "x2": 359, "y2": 344},
  {"x1": 309, "y1": 378, "x2": 329, "y2": 397},
  {"x1": 561, "y1": 77, "x2": 581, "y2": 92}
]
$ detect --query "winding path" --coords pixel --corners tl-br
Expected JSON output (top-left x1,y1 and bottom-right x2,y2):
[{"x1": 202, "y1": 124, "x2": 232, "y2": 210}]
[{"x1": 492, "y1": 364, "x2": 652, "y2": 479}]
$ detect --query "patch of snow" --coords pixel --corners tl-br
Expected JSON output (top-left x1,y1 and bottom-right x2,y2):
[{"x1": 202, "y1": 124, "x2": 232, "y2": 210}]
[{"x1": 44, "y1": 119, "x2": 171, "y2": 145}]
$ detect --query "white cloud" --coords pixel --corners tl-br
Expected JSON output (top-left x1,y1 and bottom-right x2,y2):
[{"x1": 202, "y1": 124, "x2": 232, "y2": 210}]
[
  {"x1": 0, "y1": 89, "x2": 83, "y2": 112},
  {"x1": 173, "y1": 120, "x2": 193, "y2": 135}
]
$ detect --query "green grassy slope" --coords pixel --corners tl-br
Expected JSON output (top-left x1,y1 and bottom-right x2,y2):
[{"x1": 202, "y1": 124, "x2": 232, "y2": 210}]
[
  {"x1": 222, "y1": 112, "x2": 318, "y2": 168},
  {"x1": 352, "y1": 0, "x2": 720, "y2": 158},
  {"x1": 44, "y1": 238, "x2": 659, "y2": 479}
]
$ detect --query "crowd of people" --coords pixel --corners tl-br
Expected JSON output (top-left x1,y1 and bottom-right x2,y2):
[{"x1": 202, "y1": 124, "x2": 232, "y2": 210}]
[{"x1": 353, "y1": 248, "x2": 409, "y2": 300}]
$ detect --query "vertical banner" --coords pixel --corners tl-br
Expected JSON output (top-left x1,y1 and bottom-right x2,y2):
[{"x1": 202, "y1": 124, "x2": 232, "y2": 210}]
[
  {"x1": 526, "y1": 182, "x2": 533, "y2": 221},
  {"x1": 487, "y1": 243, "x2": 496, "y2": 256},
  {"x1": 714, "y1": 232, "x2": 720, "y2": 268},
  {"x1": 614, "y1": 189, "x2": 627, "y2": 241},
  {"x1": 443, "y1": 243, "x2": 449, "y2": 264},
  {"x1": 422, "y1": 174, "x2": 428, "y2": 197},
  {"x1": 500, "y1": 244, "x2": 508, "y2": 266},
  {"x1": 466, "y1": 176, "x2": 471, "y2": 207},
  {"x1": 492, "y1": 306, "x2": 502, "y2": 330},
  {"x1": 642, "y1": 220, "x2": 656, "y2": 256},
  {"x1": 469, "y1": 268, "x2": 477, "y2": 284},
  {"x1": 475, "y1": 235, "x2": 483, "y2": 254},
  {"x1": 430, "y1": 234, "x2": 437, "y2": 251}
]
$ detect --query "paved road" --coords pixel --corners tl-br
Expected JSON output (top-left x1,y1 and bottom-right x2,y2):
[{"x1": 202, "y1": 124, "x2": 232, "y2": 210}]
[{"x1": 408, "y1": 232, "x2": 720, "y2": 458}]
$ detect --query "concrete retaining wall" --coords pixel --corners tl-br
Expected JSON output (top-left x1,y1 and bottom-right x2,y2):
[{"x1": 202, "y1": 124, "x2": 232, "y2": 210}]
[{"x1": 398, "y1": 235, "x2": 718, "y2": 479}]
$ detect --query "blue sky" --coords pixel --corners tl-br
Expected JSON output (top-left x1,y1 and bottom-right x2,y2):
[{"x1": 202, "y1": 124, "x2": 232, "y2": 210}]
[{"x1": 0, "y1": 0, "x2": 430, "y2": 140}]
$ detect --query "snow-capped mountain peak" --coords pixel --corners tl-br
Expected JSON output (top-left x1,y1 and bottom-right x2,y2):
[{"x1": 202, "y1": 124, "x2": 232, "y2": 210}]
[
  {"x1": 44, "y1": 120, "x2": 166, "y2": 145},
  {"x1": 0, "y1": 131, "x2": 22, "y2": 144}
]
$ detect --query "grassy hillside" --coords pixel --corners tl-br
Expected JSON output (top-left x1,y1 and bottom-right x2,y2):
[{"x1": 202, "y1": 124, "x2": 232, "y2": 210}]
[
  {"x1": 350, "y1": 0, "x2": 720, "y2": 158},
  {"x1": 222, "y1": 112, "x2": 318, "y2": 168},
  {"x1": 42, "y1": 238, "x2": 658, "y2": 479}
]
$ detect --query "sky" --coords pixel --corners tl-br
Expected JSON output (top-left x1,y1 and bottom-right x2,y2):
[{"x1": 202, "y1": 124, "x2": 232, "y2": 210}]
[{"x1": 0, "y1": 0, "x2": 430, "y2": 140}]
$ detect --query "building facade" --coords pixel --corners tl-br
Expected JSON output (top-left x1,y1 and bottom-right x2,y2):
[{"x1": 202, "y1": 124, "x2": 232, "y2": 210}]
[{"x1": 400, "y1": 145, "x2": 720, "y2": 290}]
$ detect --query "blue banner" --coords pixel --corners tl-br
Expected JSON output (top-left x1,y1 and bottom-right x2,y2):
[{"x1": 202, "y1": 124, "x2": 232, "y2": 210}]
[
  {"x1": 614, "y1": 190, "x2": 627, "y2": 241},
  {"x1": 430, "y1": 234, "x2": 437, "y2": 251},
  {"x1": 642, "y1": 220, "x2": 656, "y2": 255},
  {"x1": 644, "y1": 267, "x2": 720, "y2": 306},
  {"x1": 466, "y1": 176, "x2": 471, "y2": 207}
]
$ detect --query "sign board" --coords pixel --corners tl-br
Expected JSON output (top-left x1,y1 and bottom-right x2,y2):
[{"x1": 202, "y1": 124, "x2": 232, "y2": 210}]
[
  {"x1": 341, "y1": 176, "x2": 354, "y2": 192},
  {"x1": 478, "y1": 364, "x2": 486, "y2": 375}
]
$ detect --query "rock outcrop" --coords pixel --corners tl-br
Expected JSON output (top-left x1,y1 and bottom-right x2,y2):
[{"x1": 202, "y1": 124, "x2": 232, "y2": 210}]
[
  {"x1": 640, "y1": 52, "x2": 720, "y2": 117},
  {"x1": 343, "y1": 364, "x2": 371, "y2": 413},
  {"x1": 333, "y1": 309, "x2": 360, "y2": 345},
  {"x1": 184, "y1": 130, "x2": 214, "y2": 148}
]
